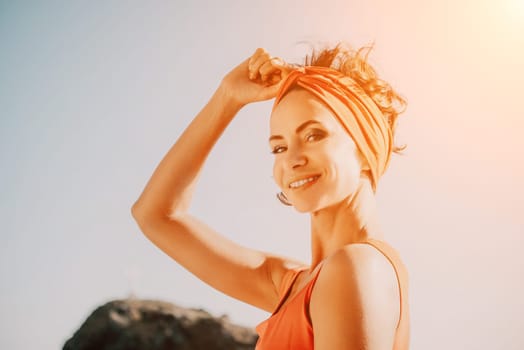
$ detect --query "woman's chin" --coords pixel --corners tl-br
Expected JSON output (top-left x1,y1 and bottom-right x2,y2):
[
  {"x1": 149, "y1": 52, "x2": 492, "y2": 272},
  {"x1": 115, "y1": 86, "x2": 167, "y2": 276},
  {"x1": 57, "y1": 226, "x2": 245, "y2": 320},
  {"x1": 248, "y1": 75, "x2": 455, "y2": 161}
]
[
  {"x1": 293, "y1": 196, "x2": 352, "y2": 215},
  {"x1": 291, "y1": 200, "x2": 326, "y2": 214},
  {"x1": 292, "y1": 205, "x2": 312, "y2": 214}
]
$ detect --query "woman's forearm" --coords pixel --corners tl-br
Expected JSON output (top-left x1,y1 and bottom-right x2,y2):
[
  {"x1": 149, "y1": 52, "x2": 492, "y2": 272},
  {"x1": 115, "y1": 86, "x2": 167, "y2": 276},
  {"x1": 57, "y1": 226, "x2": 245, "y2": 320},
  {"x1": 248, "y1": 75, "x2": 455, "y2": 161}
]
[{"x1": 132, "y1": 85, "x2": 242, "y2": 220}]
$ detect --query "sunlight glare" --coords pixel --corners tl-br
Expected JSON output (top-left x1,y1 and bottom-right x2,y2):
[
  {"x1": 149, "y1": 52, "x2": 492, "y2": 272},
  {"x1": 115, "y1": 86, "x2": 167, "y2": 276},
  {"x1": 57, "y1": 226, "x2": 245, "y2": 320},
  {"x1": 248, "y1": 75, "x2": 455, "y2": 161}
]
[{"x1": 505, "y1": 0, "x2": 524, "y2": 24}]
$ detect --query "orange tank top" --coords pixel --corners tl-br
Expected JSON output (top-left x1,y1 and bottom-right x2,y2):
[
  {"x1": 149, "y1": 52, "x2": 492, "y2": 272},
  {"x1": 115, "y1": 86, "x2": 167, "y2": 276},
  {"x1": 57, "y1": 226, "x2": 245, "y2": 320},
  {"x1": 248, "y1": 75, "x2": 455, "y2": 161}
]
[{"x1": 255, "y1": 239, "x2": 410, "y2": 349}]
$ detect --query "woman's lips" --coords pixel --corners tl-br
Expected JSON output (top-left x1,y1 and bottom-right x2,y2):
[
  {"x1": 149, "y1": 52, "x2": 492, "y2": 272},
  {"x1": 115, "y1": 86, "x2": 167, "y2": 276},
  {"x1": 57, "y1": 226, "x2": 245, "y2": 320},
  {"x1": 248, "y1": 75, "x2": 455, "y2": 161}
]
[{"x1": 288, "y1": 175, "x2": 321, "y2": 189}]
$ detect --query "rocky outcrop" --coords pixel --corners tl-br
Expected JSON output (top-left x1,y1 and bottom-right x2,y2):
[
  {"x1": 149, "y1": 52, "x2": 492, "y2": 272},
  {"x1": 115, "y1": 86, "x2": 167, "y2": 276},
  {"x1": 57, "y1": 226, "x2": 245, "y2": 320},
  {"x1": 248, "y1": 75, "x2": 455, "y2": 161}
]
[{"x1": 63, "y1": 299, "x2": 258, "y2": 350}]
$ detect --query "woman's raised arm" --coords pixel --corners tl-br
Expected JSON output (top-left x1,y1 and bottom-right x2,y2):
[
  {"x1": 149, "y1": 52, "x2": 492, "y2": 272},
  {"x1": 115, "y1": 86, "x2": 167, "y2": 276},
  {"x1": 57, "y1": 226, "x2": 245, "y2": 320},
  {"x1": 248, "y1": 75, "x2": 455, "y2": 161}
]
[{"x1": 131, "y1": 49, "x2": 299, "y2": 312}]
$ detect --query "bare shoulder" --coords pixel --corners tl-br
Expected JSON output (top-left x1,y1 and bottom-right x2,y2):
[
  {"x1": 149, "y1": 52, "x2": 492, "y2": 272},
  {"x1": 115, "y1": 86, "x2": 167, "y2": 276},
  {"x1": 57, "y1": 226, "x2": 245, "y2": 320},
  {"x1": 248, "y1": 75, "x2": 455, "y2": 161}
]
[
  {"x1": 314, "y1": 243, "x2": 400, "y2": 311},
  {"x1": 310, "y1": 243, "x2": 400, "y2": 349},
  {"x1": 314, "y1": 243, "x2": 400, "y2": 304},
  {"x1": 326, "y1": 243, "x2": 398, "y2": 280}
]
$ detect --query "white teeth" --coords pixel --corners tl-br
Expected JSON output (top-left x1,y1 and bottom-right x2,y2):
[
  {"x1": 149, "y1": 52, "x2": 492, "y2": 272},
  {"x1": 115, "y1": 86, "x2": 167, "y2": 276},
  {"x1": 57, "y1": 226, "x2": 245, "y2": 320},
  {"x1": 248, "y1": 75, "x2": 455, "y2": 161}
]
[{"x1": 289, "y1": 176, "x2": 319, "y2": 189}]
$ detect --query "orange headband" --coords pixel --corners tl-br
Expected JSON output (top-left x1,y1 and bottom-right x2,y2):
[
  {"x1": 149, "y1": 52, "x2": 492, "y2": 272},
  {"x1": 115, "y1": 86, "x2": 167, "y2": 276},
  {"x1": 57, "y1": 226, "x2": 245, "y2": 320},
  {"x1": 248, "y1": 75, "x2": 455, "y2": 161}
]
[{"x1": 273, "y1": 66, "x2": 393, "y2": 192}]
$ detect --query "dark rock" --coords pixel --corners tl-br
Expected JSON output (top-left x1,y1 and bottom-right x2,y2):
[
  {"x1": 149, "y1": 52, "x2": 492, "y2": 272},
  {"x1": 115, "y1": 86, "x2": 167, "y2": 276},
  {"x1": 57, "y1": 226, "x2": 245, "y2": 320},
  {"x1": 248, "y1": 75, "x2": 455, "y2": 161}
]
[{"x1": 63, "y1": 299, "x2": 258, "y2": 350}]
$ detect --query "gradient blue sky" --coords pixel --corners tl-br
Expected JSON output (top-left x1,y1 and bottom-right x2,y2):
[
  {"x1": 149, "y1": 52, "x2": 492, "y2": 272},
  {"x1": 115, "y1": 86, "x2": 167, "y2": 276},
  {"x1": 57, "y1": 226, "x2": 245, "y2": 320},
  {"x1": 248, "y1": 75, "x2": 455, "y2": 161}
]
[{"x1": 1, "y1": 1, "x2": 523, "y2": 349}]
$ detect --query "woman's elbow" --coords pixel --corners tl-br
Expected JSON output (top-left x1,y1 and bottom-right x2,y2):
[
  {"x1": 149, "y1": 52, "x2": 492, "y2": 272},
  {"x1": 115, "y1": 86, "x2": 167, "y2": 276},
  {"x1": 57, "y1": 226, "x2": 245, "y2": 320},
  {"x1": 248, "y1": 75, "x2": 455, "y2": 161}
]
[
  {"x1": 131, "y1": 201, "x2": 155, "y2": 224},
  {"x1": 131, "y1": 201, "x2": 176, "y2": 225}
]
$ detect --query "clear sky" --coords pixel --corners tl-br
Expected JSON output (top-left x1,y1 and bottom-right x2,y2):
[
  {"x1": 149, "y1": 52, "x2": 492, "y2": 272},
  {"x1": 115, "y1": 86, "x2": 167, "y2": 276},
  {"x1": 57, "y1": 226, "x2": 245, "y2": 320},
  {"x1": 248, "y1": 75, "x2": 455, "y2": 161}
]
[{"x1": 1, "y1": 1, "x2": 523, "y2": 349}]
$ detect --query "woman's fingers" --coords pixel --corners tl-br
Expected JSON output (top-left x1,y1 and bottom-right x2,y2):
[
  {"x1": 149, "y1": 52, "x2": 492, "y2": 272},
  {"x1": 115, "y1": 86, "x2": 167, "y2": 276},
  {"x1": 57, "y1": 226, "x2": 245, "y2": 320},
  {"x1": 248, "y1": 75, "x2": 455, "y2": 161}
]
[
  {"x1": 248, "y1": 48, "x2": 285, "y2": 84},
  {"x1": 259, "y1": 57, "x2": 284, "y2": 83},
  {"x1": 248, "y1": 48, "x2": 268, "y2": 80}
]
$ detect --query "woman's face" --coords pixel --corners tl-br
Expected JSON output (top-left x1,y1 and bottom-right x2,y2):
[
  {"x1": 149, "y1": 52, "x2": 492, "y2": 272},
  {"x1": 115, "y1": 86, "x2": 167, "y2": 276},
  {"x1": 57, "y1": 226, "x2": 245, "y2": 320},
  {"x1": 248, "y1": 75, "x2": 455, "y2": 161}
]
[{"x1": 270, "y1": 88, "x2": 365, "y2": 213}]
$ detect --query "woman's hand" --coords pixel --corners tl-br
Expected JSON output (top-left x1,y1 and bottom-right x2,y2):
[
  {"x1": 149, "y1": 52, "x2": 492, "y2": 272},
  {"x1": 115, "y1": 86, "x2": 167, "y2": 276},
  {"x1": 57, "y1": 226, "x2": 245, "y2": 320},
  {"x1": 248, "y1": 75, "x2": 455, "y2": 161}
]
[{"x1": 219, "y1": 48, "x2": 293, "y2": 109}]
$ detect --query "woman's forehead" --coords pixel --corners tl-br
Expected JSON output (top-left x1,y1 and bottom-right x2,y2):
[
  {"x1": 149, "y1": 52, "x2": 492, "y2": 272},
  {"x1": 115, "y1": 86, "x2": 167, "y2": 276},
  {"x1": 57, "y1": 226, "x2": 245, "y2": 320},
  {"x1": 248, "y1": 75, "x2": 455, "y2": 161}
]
[{"x1": 270, "y1": 89, "x2": 334, "y2": 130}]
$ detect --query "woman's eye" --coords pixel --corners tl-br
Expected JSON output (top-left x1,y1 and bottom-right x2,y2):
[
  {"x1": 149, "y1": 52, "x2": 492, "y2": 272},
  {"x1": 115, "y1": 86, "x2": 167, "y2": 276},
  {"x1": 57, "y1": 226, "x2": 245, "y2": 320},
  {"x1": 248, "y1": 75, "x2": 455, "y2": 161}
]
[
  {"x1": 271, "y1": 146, "x2": 286, "y2": 154},
  {"x1": 306, "y1": 133, "x2": 324, "y2": 142}
]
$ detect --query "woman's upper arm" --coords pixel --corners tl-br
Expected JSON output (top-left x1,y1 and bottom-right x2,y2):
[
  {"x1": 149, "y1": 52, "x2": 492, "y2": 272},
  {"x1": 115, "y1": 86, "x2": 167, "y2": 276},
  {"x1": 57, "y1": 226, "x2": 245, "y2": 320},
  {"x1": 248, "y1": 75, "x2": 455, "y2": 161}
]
[
  {"x1": 132, "y1": 211, "x2": 301, "y2": 312},
  {"x1": 310, "y1": 244, "x2": 400, "y2": 350}
]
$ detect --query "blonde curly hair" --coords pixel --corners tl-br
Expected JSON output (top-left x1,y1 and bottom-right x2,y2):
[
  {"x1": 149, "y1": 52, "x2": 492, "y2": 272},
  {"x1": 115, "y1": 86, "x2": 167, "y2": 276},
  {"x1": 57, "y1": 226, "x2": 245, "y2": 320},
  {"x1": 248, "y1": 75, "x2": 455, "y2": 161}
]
[{"x1": 301, "y1": 43, "x2": 407, "y2": 154}]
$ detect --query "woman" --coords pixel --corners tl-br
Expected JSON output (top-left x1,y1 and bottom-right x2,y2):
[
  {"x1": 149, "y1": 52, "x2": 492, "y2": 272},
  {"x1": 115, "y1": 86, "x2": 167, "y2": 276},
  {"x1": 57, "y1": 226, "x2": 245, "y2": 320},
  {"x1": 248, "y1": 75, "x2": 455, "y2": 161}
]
[{"x1": 132, "y1": 44, "x2": 410, "y2": 350}]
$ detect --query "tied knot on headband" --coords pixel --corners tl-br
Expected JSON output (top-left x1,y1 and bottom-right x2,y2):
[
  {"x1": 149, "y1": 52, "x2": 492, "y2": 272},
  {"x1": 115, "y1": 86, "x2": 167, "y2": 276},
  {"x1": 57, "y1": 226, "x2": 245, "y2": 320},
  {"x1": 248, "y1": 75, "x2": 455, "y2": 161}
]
[{"x1": 273, "y1": 66, "x2": 394, "y2": 193}]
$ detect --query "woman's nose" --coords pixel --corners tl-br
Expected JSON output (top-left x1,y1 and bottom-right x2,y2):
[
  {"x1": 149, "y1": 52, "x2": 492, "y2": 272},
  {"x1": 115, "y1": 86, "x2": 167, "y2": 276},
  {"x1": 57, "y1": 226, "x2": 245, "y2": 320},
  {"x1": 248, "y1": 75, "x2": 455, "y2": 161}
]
[{"x1": 286, "y1": 146, "x2": 307, "y2": 169}]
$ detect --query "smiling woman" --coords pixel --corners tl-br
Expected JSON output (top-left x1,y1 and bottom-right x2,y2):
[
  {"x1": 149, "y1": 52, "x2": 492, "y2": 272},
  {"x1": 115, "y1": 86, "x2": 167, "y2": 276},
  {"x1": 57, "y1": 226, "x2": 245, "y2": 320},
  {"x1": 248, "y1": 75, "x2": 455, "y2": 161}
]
[
  {"x1": 270, "y1": 91, "x2": 365, "y2": 213},
  {"x1": 132, "y1": 43, "x2": 410, "y2": 350}
]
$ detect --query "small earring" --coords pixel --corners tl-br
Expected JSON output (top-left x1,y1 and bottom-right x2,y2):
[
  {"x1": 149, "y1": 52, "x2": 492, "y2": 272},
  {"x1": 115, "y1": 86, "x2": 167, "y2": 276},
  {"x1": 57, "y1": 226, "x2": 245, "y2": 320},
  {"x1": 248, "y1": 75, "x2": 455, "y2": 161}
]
[{"x1": 276, "y1": 191, "x2": 292, "y2": 206}]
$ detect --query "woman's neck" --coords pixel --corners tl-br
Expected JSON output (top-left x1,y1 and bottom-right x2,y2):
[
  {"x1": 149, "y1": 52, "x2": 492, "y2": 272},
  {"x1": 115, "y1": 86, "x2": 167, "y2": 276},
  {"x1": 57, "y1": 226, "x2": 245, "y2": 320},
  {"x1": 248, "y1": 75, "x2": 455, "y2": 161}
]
[{"x1": 309, "y1": 178, "x2": 383, "y2": 269}]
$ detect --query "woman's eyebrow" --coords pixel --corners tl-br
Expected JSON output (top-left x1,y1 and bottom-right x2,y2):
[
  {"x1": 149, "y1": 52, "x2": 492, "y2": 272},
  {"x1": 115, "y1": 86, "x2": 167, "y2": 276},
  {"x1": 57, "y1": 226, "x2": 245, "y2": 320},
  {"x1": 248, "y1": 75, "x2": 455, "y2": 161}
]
[{"x1": 269, "y1": 120, "x2": 322, "y2": 142}]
